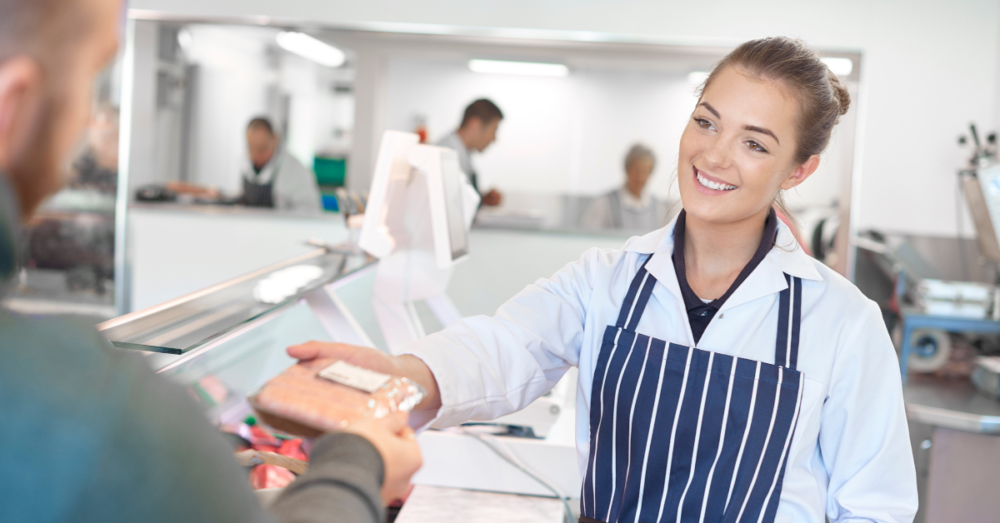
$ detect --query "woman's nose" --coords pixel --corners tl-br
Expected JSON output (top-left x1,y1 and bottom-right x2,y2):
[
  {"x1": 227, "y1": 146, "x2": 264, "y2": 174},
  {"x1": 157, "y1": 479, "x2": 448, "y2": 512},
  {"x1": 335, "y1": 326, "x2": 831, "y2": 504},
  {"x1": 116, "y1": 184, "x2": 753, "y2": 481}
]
[{"x1": 702, "y1": 136, "x2": 731, "y2": 170}]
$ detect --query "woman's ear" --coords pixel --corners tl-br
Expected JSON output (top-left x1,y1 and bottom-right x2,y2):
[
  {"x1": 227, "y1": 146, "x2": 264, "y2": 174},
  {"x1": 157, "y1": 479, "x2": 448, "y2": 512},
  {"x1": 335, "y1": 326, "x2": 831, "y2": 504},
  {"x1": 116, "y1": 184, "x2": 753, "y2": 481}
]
[
  {"x1": 780, "y1": 154, "x2": 821, "y2": 190},
  {"x1": 0, "y1": 57, "x2": 43, "y2": 171}
]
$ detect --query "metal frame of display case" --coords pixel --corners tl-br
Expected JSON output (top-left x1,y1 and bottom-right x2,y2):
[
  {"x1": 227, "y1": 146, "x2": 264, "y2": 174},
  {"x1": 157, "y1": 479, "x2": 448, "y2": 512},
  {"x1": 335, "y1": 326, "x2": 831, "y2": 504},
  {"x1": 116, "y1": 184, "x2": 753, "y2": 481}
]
[{"x1": 98, "y1": 247, "x2": 376, "y2": 355}]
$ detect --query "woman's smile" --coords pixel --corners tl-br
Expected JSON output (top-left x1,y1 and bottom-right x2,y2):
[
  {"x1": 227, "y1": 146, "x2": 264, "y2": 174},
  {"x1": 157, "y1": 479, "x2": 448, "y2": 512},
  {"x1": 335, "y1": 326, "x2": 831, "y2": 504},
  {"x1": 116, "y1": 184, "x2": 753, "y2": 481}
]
[{"x1": 693, "y1": 166, "x2": 738, "y2": 193}]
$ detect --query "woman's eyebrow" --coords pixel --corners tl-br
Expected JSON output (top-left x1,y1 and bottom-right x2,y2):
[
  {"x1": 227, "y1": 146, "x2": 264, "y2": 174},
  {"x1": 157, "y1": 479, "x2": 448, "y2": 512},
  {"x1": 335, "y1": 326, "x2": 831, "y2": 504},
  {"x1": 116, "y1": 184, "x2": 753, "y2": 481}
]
[
  {"x1": 698, "y1": 101, "x2": 780, "y2": 145},
  {"x1": 744, "y1": 125, "x2": 780, "y2": 145},
  {"x1": 698, "y1": 102, "x2": 720, "y2": 119}
]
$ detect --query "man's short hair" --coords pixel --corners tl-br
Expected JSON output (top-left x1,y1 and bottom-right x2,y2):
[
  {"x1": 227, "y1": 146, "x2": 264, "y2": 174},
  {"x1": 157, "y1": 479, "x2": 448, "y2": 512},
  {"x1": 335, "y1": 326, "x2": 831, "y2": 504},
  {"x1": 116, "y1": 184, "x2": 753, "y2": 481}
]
[
  {"x1": 247, "y1": 117, "x2": 275, "y2": 135},
  {"x1": 0, "y1": 0, "x2": 89, "y2": 68},
  {"x1": 460, "y1": 99, "x2": 503, "y2": 128}
]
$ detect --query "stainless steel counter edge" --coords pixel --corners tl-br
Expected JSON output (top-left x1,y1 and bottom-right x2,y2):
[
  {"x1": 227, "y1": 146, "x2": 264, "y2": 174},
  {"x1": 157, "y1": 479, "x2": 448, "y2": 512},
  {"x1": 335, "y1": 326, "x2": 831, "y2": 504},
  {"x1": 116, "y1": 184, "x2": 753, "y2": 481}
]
[
  {"x1": 96, "y1": 248, "x2": 329, "y2": 331},
  {"x1": 151, "y1": 262, "x2": 378, "y2": 374},
  {"x1": 906, "y1": 402, "x2": 1000, "y2": 434}
]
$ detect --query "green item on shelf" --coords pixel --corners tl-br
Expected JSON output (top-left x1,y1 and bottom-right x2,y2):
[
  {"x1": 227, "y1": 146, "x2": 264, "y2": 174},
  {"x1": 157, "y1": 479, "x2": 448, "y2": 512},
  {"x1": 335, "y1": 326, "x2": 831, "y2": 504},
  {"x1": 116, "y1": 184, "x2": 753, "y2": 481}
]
[{"x1": 314, "y1": 156, "x2": 347, "y2": 187}]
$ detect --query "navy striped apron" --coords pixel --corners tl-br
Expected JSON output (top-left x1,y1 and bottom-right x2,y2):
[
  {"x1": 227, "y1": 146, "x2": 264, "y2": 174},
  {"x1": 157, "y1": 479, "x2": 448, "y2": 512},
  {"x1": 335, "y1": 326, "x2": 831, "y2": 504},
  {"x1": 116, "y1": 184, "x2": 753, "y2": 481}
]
[{"x1": 580, "y1": 259, "x2": 805, "y2": 523}]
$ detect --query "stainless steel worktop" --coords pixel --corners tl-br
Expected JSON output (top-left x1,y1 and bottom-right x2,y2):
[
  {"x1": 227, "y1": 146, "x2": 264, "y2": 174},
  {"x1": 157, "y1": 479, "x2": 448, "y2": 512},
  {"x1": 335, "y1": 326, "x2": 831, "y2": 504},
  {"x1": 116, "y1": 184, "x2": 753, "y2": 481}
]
[{"x1": 904, "y1": 374, "x2": 1000, "y2": 434}]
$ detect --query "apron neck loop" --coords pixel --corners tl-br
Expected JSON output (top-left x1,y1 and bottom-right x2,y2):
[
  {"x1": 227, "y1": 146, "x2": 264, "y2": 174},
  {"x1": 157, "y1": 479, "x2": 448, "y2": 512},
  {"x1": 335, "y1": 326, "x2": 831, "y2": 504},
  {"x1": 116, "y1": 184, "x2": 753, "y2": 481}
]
[
  {"x1": 774, "y1": 273, "x2": 803, "y2": 370},
  {"x1": 615, "y1": 254, "x2": 656, "y2": 331}
]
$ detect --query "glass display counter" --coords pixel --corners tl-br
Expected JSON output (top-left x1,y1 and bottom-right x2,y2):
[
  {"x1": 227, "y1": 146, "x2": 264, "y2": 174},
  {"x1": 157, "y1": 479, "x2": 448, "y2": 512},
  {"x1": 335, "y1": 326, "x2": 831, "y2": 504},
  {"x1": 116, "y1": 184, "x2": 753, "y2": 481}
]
[
  {"x1": 99, "y1": 248, "x2": 373, "y2": 354},
  {"x1": 96, "y1": 248, "x2": 378, "y2": 425}
]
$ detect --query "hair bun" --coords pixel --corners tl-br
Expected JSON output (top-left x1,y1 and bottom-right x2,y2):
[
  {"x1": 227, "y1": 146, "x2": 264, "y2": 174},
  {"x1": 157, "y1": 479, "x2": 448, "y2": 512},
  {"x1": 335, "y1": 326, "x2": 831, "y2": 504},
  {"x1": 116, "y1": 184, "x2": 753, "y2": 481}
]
[{"x1": 828, "y1": 71, "x2": 851, "y2": 117}]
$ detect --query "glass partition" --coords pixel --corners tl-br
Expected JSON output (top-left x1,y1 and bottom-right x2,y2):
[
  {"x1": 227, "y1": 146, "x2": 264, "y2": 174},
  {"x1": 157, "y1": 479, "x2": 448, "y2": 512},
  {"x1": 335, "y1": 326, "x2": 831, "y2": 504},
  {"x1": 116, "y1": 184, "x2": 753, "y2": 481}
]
[{"x1": 98, "y1": 248, "x2": 373, "y2": 354}]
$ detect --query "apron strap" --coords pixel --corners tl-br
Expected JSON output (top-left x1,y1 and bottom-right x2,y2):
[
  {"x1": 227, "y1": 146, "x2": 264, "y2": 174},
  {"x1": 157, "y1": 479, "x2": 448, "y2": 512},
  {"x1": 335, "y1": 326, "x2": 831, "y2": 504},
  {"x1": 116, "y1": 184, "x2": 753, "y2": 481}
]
[
  {"x1": 615, "y1": 255, "x2": 654, "y2": 330},
  {"x1": 774, "y1": 273, "x2": 803, "y2": 369}
]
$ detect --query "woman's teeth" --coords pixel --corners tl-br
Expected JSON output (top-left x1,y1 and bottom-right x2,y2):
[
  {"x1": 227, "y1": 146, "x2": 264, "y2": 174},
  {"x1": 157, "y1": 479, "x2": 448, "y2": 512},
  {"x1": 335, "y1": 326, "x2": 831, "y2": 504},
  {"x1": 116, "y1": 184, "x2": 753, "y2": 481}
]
[{"x1": 696, "y1": 171, "x2": 737, "y2": 191}]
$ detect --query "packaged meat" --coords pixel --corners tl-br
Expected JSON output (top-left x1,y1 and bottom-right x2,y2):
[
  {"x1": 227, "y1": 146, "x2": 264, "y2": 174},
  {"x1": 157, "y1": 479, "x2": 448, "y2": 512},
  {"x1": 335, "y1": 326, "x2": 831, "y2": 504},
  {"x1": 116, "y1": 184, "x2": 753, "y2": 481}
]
[
  {"x1": 249, "y1": 464, "x2": 297, "y2": 490},
  {"x1": 250, "y1": 358, "x2": 426, "y2": 437}
]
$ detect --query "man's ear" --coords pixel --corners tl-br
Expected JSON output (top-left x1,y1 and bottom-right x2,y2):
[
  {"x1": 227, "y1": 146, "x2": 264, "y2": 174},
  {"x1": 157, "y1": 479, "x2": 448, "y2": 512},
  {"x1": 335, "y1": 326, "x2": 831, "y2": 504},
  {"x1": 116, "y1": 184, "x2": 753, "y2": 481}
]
[
  {"x1": 780, "y1": 154, "x2": 821, "y2": 190},
  {"x1": 0, "y1": 57, "x2": 43, "y2": 171}
]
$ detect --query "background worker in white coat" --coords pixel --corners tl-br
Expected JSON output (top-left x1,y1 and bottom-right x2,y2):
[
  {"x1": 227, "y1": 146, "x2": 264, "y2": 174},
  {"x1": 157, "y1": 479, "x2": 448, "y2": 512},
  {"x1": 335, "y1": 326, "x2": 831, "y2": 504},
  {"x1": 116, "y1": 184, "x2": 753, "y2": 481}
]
[
  {"x1": 436, "y1": 98, "x2": 504, "y2": 206},
  {"x1": 241, "y1": 117, "x2": 322, "y2": 213},
  {"x1": 582, "y1": 143, "x2": 671, "y2": 231},
  {"x1": 290, "y1": 37, "x2": 918, "y2": 522}
]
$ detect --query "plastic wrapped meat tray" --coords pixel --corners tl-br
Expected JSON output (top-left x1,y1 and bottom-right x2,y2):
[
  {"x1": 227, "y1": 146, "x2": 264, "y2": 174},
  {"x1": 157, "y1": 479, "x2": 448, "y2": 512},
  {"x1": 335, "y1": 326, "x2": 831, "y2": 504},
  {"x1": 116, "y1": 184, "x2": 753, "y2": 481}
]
[{"x1": 250, "y1": 358, "x2": 426, "y2": 437}]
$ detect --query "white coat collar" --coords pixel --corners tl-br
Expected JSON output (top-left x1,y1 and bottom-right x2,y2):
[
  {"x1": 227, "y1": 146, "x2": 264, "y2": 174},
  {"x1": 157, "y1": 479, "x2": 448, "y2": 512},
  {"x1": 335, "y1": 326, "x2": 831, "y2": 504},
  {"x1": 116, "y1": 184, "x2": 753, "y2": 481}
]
[
  {"x1": 622, "y1": 212, "x2": 823, "y2": 312},
  {"x1": 244, "y1": 147, "x2": 285, "y2": 184}
]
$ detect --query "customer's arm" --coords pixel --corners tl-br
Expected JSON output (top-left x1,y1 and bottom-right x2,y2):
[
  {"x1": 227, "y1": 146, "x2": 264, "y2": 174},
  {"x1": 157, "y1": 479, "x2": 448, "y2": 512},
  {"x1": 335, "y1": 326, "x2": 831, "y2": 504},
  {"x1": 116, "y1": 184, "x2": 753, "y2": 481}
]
[
  {"x1": 44, "y1": 322, "x2": 413, "y2": 523},
  {"x1": 271, "y1": 414, "x2": 422, "y2": 523}
]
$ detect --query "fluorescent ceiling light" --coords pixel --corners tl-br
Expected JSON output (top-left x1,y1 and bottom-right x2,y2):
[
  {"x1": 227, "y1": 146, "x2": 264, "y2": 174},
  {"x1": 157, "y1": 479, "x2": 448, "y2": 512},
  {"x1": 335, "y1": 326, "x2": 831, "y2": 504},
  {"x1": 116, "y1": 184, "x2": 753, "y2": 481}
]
[
  {"x1": 177, "y1": 28, "x2": 193, "y2": 51},
  {"x1": 276, "y1": 32, "x2": 345, "y2": 68},
  {"x1": 687, "y1": 71, "x2": 709, "y2": 86},
  {"x1": 821, "y1": 57, "x2": 853, "y2": 76},
  {"x1": 468, "y1": 59, "x2": 569, "y2": 77}
]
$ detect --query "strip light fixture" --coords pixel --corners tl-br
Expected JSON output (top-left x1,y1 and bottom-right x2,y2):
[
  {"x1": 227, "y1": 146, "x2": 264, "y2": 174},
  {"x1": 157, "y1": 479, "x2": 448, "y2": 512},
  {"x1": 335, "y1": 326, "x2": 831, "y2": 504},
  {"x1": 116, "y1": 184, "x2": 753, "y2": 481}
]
[
  {"x1": 276, "y1": 32, "x2": 346, "y2": 68},
  {"x1": 468, "y1": 59, "x2": 569, "y2": 77},
  {"x1": 821, "y1": 57, "x2": 854, "y2": 76}
]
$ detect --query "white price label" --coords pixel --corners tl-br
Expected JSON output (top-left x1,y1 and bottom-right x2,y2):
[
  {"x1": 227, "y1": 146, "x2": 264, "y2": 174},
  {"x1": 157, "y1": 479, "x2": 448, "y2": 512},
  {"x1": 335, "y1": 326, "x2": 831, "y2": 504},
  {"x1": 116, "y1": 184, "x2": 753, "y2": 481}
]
[{"x1": 319, "y1": 361, "x2": 391, "y2": 393}]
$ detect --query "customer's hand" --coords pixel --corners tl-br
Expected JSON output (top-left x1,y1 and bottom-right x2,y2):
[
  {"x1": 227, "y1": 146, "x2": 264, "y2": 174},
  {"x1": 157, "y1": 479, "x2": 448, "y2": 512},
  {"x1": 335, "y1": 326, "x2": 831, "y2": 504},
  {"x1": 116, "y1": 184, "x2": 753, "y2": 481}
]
[
  {"x1": 286, "y1": 341, "x2": 441, "y2": 410},
  {"x1": 343, "y1": 413, "x2": 423, "y2": 504}
]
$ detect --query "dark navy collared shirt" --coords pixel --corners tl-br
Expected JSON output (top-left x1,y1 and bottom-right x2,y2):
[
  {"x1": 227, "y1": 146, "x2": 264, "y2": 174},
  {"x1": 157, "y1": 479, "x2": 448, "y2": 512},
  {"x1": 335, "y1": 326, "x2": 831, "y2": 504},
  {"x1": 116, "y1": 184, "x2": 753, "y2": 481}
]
[{"x1": 672, "y1": 208, "x2": 779, "y2": 344}]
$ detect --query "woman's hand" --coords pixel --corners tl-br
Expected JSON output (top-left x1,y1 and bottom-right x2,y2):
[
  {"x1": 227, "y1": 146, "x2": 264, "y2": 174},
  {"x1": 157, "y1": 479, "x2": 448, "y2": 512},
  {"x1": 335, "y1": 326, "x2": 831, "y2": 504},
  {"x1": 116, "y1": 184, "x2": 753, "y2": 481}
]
[
  {"x1": 286, "y1": 341, "x2": 442, "y2": 411},
  {"x1": 342, "y1": 413, "x2": 423, "y2": 504}
]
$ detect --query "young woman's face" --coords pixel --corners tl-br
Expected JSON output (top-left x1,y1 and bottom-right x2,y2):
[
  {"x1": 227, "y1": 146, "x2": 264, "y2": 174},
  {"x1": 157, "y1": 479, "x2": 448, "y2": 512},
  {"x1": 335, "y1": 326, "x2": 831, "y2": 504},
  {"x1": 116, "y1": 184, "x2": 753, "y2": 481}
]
[{"x1": 678, "y1": 66, "x2": 816, "y2": 226}]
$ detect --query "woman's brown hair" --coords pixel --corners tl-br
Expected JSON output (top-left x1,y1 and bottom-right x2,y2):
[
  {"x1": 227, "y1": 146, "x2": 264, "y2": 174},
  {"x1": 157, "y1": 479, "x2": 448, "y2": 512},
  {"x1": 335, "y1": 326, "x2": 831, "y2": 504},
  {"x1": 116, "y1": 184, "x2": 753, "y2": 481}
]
[{"x1": 698, "y1": 37, "x2": 851, "y2": 226}]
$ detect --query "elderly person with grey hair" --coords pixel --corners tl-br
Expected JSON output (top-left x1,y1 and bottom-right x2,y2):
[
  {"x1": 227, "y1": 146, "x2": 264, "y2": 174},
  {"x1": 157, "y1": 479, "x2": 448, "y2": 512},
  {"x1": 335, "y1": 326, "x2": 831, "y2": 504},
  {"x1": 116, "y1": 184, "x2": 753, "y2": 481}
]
[{"x1": 582, "y1": 143, "x2": 670, "y2": 231}]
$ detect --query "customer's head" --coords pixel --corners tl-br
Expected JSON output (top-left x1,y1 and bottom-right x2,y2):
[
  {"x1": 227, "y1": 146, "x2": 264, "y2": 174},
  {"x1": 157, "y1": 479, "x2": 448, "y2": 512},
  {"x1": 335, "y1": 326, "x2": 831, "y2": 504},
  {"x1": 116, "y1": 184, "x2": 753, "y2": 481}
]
[
  {"x1": 624, "y1": 144, "x2": 656, "y2": 196},
  {"x1": 678, "y1": 36, "x2": 850, "y2": 227},
  {"x1": 0, "y1": 0, "x2": 122, "y2": 219},
  {"x1": 458, "y1": 99, "x2": 503, "y2": 152}
]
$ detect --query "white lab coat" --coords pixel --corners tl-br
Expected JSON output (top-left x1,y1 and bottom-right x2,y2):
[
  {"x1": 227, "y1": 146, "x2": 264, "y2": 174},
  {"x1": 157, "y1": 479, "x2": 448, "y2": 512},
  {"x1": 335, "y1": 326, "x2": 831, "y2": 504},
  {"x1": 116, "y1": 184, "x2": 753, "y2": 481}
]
[
  {"x1": 241, "y1": 149, "x2": 322, "y2": 214},
  {"x1": 435, "y1": 132, "x2": 475, "y2": 183},
  {"x1": 404, "y1": 215, "x2": 918, "y2": 523}
]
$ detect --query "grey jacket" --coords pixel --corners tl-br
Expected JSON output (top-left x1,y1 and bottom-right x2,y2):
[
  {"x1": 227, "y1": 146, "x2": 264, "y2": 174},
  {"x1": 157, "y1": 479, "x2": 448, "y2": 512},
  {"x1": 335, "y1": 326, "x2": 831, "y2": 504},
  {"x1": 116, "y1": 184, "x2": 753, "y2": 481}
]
[{"x1": 0, "y1": 174, "x2": 384, "y2": 523}]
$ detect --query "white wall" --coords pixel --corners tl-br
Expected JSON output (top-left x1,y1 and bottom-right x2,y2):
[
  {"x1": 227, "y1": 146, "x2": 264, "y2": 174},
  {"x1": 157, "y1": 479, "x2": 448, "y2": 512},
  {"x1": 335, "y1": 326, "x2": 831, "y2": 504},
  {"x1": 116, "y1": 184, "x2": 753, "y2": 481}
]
[
  {"x1": 183, "y1": 25, "x2": 272, "y2": 193},
  {"x1": 385, "y1": 57, "x2": 692, "y2": 198},
  {"x1": 130, "y1": 0, "x2": 1000, "y2": 237}
]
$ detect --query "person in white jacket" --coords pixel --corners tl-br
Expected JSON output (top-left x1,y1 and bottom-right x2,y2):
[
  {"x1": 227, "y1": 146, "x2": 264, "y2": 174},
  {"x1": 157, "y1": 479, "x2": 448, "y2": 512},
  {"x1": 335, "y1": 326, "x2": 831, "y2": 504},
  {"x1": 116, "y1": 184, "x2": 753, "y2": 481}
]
[
  {"x1": 242, "y1": 117, "x2": 322, "y2": 213},
  {"x1": 287, "y1": 37, "x2": 918, "y2": 523}
]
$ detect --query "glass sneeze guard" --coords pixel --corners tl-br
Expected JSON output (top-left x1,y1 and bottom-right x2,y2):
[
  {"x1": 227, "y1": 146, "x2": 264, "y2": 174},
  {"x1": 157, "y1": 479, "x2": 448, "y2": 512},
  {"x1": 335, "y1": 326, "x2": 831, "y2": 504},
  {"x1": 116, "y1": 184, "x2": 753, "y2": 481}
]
[{"x1": 97, "y1": 248, "x2": 375, "y2": 354}]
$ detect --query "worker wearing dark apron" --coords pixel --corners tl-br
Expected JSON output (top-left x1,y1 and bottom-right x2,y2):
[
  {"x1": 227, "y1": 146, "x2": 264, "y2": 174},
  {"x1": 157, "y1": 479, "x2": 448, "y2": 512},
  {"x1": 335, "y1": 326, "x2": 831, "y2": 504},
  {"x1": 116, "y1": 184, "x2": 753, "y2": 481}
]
[
  {"x1": 243, "y1": 166, "x2": 277, "y2": 208},
  {"x1": 286, "y1": 37, "x2": 918, "y2": 523},
  {"x1": 580, "y1": 228, "x2": 803, "y2": 523}
]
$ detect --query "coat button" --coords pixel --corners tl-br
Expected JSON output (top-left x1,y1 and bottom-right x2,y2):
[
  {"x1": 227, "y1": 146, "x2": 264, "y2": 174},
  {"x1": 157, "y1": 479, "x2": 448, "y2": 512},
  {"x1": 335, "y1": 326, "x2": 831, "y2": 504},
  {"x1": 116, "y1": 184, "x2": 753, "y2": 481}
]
[{"x1": 719, "y1": 313, "x2": 725, "y2": 319}]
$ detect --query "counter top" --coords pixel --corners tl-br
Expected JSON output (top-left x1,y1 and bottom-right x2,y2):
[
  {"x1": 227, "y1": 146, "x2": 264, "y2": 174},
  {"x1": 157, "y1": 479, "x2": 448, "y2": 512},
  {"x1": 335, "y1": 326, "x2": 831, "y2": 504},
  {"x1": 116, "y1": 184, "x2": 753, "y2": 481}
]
[
  {"x1": 395, "y1": 485, "x2": 567, "y2": 523},
  {"x1": 472, "y1": 191, "x2": 673, "y2": 237},
  {"x1": 130, "y1": 202, "x2": 341, "y2": 221},
  {"x1": 904, "y1": 374, "x2": 1000, "y2": 434}
]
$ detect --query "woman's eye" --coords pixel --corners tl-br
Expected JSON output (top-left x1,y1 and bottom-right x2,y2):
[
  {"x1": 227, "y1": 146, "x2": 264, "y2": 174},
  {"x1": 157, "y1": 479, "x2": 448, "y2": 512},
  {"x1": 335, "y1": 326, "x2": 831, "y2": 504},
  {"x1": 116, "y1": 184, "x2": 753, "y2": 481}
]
[
  {"x1": 746, "y1": 140, "x2": 767, "y2": 153},
  {"x1": 694, "y1": 118, "x2": 715, "y2": 131}
]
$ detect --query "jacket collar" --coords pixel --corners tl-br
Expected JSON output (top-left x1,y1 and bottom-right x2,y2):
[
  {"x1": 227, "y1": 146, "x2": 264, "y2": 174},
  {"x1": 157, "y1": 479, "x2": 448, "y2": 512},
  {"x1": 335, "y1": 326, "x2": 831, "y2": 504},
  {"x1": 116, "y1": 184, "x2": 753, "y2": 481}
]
[
  {"x1": 245, "y1": 147, "x2": 285, "y2": 183},
  {"x1": 623, "y1": 211, "x2": 823, "y2": 311},
  {"x1": 0, "y1": 173, "x2": 21, "y2": 295}
]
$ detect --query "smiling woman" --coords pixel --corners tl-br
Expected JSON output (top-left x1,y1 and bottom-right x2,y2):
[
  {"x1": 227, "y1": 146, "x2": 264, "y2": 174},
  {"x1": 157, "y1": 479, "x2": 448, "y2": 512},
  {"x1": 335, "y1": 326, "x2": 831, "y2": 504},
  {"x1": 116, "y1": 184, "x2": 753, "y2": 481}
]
[{"x1": 302, "y1": 36, "x2": 917, "y2": 523}]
